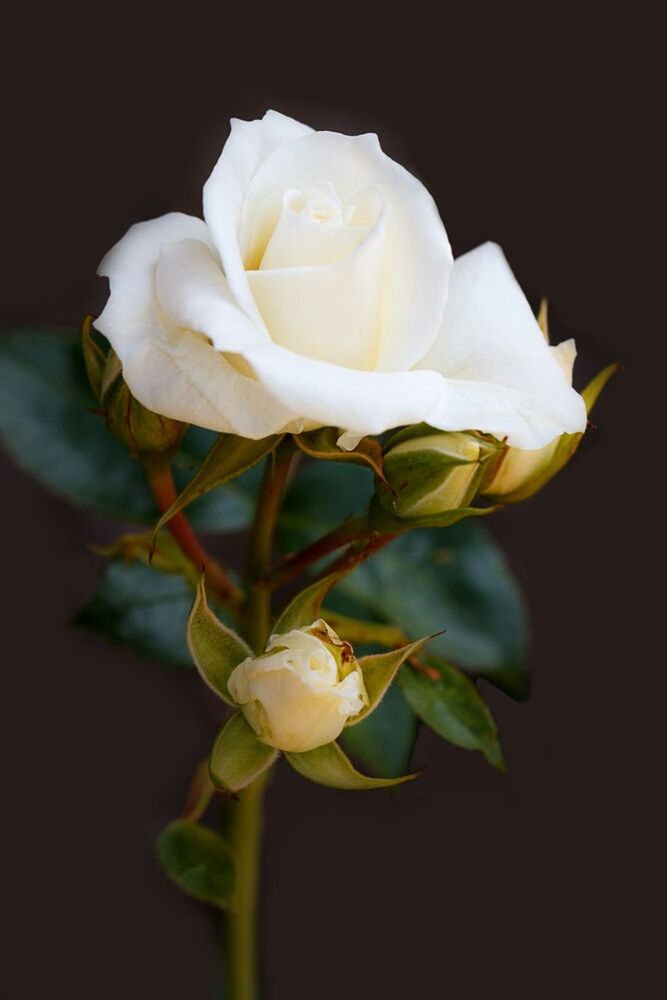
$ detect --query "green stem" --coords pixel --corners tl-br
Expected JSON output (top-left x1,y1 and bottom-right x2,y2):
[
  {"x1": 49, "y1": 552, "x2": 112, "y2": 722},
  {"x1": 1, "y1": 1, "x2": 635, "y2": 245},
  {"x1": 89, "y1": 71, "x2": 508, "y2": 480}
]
[
  {"x1": 244, "y1": 442, "x2": 297, "y2": 652},
  {"x1": 227, "y1": 770, "x2": 270, "y2": 1000}
]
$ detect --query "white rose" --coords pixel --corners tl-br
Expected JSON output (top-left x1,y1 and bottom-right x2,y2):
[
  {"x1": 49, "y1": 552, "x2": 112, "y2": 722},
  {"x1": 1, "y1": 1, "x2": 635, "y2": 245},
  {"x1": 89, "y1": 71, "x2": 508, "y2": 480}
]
[
  {"x1": 227, "y1": 620, "x2": 368, "y2": 753},
  {"x1": 96, "y1": 110, "x2": 586, "y2": 450}
]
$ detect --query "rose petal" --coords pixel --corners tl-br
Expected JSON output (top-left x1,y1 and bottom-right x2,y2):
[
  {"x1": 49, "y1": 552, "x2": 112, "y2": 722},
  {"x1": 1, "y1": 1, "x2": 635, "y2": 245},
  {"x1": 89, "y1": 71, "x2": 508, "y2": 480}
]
[
  {"x1": 206, "y1": 116, "x2": 452, "y2": 372},
  {"x1": 239, "y1": 340, "x2": 444, "y2": 435},
  {"x1": 246, "y1": 215, "x2": 385, "y2": 370},
  {"x1": 203, "y1": 110, "x2": 313, "y2": 331},
  {"x1": 96, "y1": 214, "x2": 298, "y2": 437},
  {"x1": 419, "y1": 243, "x2": 587, "y2": 449}
]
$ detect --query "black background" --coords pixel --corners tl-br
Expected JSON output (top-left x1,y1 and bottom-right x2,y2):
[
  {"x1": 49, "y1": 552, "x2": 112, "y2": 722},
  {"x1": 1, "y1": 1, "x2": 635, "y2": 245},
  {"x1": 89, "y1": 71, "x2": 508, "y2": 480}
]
[{"x1": 2, "y1": 6, "x2": 661, "y2": 998}]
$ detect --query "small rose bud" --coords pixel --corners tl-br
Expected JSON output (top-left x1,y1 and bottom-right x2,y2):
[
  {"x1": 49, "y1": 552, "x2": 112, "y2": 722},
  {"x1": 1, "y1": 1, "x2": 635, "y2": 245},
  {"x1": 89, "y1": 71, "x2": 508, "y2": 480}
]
[
  {"x1": 481, "y1": 362, "x2": 619, "y2": 503},
  {"x1": 480, "y1": 435, "x2": 577, "y2": 503},
  {"x1": 379, "y1": 428, "x2": 499, "y2": 519},
  {"x1": 99, "y1": 351, "x2": 186, "y2": 457},
  {"x1": 227, "y1": 620, "x2": 368, "y2": 752}
]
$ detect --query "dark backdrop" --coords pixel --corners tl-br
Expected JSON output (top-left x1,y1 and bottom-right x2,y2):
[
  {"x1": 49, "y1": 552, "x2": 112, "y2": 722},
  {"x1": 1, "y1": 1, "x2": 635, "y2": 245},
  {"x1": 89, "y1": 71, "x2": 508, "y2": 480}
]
[{"x1": 2, "y1": 6, "x2": 660, "y2": 998}]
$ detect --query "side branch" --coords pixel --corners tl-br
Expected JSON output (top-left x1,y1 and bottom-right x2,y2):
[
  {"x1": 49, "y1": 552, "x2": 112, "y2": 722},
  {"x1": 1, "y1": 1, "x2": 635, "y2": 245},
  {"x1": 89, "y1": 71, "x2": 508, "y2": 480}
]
[{"x1": 144, "y1": 458, "x2": 243, "y2": 610}]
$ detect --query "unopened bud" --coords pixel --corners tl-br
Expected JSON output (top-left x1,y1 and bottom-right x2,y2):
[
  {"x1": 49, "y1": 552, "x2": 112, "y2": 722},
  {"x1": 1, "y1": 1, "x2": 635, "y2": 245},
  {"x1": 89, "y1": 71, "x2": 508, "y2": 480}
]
[{"x1": 380, "y1": 429, "x2": 499, "y2": 519}]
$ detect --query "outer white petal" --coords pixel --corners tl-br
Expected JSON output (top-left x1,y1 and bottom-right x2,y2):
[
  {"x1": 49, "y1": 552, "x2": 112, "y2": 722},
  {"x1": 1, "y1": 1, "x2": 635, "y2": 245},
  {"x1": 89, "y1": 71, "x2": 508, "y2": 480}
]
[
  {"x1": 96, "y1": 215, "x2": 297, "y2": 437},
  {"x1": 233, "y1": 128, "x2": 452, "y2": 372},
  {"x1": 203, "y1": 111, "x2": 313, "y2": 330},
  {"x1": 97, "y1": 212, "x2": 213, "y2": 354},
  {"x1": 419, "y1": 243, "x2": 587, "y2": 449},
  {"x1": 240, "y1": 340, "x2": 444, "y2": 435}
]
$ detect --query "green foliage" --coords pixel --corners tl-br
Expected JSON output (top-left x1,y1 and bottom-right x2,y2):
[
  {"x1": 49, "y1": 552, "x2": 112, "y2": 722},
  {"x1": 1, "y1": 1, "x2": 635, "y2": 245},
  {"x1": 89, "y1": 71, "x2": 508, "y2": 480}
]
[
  {"x1": 332, "y1": 520, "x2": 529, "y2": 699},
  {"x1": 399, "y1": 659, "x2": 505, "y2": 770},
  {"x1": 187, "y1": 579, "x2": 251, "y2": 704},
  {"x1": 272, "y1": 572, "x2": 341, "y2": 634},
  {"x1": 0, "y1": 329, "x2": 259, "y2": 529},
  {"x1": 74, "y1": 559, "x2": 194, "y2": 668},
  {"x1": 340, "y1": 682, "x2": 417, "y2": 778},
  {"x1": 209, "y1": 714, "x2": 278, "y2": 792},
  {"x1": 285, "y1": 739, "x2": 418, "y2": 790},
  {"x1": 350, "y1": 637, "x2": 433, "y2": 725},
  {"x1": 154, "y1": 432, "x2": 282, "y2": 535},
  {"x1": 156, "y1": 819, "x2": 235, "y2": 909}
]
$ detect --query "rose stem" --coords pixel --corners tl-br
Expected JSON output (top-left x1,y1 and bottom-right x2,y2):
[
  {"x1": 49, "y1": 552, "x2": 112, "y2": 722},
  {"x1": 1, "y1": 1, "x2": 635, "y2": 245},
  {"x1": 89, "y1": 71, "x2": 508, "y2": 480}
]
[
  {"x1": 225, "y1": 441, "x2": 296, "y2": 1000},
  {"x1": 244, "y1": 440, "x2": 297, "y2": 653},
  {"x1": 227, "y1": 769, "x2": 270, "y2": 1000},
  {"x1": 317, "y1": 530, "x2": 395, "y2": 581},
  {"x1": 143, "y1": 458, "x2": 243, "y2": 610},
  {"x1": 262, "y1": 514, "x2": 368, "y2": 590}
]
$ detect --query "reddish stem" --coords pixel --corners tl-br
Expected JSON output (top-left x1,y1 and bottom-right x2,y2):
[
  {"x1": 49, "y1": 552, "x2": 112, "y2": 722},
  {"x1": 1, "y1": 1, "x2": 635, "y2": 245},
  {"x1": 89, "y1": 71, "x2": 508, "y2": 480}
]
[
  {"x1": 145, "y1": 459, "x2": 243, "y2": 609},
  {"x1": 264, "y1": 515, "x2": 366, "y2": 590}
]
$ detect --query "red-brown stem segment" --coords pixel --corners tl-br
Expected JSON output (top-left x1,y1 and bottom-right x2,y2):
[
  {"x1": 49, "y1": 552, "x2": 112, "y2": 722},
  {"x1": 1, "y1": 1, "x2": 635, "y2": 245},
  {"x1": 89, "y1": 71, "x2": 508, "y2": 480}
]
[{"x1": 144, "y1": 458, "x2": 243, "y2": 610}]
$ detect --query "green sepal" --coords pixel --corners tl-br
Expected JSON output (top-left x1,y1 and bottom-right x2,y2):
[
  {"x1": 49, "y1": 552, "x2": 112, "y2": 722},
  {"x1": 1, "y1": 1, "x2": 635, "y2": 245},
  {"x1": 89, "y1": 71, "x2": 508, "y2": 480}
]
[
  {"x1": 209, "y1": 713, "x2": 278, "y2": 792},
  {"x1": 582, "y1": 362, "x2": 620, "y2": 413},
  {"x1": 100, "y1": 349, "x2": 187, "y2": 458},
  {"x1": 398, "y1": 658, "x2": 505, "y2": 771},
  {"x1": 187, "y1": 579, "x2": 251, "y2": 704},
  {"x1": 155, "y1": 433, "x2": 283, "y2": 535},
  {"x1": 81, "y1": 315, "x2": 106, "y2": 402},
  {"x1": 93, "y1": 530, "x2": 199, "y2": 585},
  {"x1": 294, "y1": 428, "x2": 387, "y2": 483},
  {"x1": 340, "y1": 683, "x2": 417, "y2": 778},
  {"x1": 285, "y1": 740, "x2": 418, "y2": 790},
  {"x1": 367, "y1": 494, "x2": 497, "y2": 533},
  {"x1": 272, "y1": 572, "x2": 342, "y2": 635},
  {"x1": 347, "y1": 636, "x2": 433, "y2": 726},
  {"x1": 156, "y1": 819, "x2": 235, "y2": 909}
]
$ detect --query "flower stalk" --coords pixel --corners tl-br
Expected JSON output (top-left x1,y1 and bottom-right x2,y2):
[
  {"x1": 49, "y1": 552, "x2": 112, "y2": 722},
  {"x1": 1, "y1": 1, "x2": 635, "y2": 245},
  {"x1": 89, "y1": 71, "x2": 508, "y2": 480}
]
[
  {"x1": 245, "y1": 441, "x2": 298, "y2": 652},
  {"x1": 227, "y1": 770, "x2": 270, "y2": 1000},
  {"x1": 143, "y1": 457, "x2": 243, "y2": 610}
]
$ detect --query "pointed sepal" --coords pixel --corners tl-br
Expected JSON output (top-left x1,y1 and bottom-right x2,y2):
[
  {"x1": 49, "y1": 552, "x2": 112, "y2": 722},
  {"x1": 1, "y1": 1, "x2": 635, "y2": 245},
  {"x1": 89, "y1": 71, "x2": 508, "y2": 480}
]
[
  {"x1": 272, "y1": 572, "x2": 342, "y2": 635},
  {"x1": 347, "y1": 636, "x2": 434, "y2": 726},
  {"x1": 155, "y1": 433, "x2": 283, "y2": 535},
  {"x1": 285, "y1": 740, "x2": 418, "y2": 790},
  {"x1": 209, "y1": 713, "x2": 278, "y2": 792},
  {"x1": 187, "y1": 578, "x2": 251, "y2": 704},
  {"x1": 294, "y1": 428, "x2": 388, "y2": 483},
  {"x1": 582, "y1": 362, "x2": 620, "y2": 413},
  {"x1": 367, "y1": 494, "x2": 497, "y2": 533},
  {"x1": 81, "y1": 315, "x2": 106, "y2": 402}
]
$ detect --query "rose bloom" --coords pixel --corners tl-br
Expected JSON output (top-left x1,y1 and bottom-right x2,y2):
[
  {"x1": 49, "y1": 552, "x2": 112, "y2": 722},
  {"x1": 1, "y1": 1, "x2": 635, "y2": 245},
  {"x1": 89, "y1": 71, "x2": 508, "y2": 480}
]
[
  {"x1": 96, "y1": 110, "x2": 585, "y2": 450},
  {"x1": 228, "y1": 620, "x2": 368, "y2": 753}
]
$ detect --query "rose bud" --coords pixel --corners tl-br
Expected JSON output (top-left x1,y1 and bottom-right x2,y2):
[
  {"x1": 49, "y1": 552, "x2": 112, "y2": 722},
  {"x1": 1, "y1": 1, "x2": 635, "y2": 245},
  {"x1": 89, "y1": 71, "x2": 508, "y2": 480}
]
[
  {"x1": 379, "y1": 428, "x2": 500, "y2": 519},
  {"x1": 481, "y1": 358, "x2": 618, "y2": 503},
  {"x1": 82, "y1": 318, "x2": 185, "y2": 458},
  {"x1": 227, "y1": 620, "x2": 368, "y2": 752},
  {"x1": 101, "y1": 352, "x2": 186, "y2": 457}
]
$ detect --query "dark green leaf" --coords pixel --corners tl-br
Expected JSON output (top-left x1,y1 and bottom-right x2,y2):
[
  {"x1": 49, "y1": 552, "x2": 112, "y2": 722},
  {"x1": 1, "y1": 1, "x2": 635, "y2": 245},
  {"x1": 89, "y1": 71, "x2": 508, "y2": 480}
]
[
  {"x1": 0, "y1": 329, "x2": 260, "y2": 530},
  {"x1": 209, "y1": 713, "x2": 278, "y2": 792},
  {"x1": 340, "y1": 683, "x2": 417, "y2": 778},
  {"x1": 285, "y1": 739, "x2": 418, "y2": 790},
  {"x1": 187, "y1": 579, "x2": 251, "y2": 703},
  {"x1": 74, "y1": 559, "x2": 194, "y2": 668},
  {"x1": 156, "y1": 819, "x2": 235, "y2": 909},
  {"x1": 399, "y1": 659, "x2": 505, "y2": 770},
  {"x1": 332, "y1": 521, "x2": 529, "y2": 699},
  {"x1": 278, "y1": 461, "x2": 374, "y2": 552}
]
